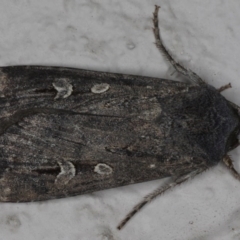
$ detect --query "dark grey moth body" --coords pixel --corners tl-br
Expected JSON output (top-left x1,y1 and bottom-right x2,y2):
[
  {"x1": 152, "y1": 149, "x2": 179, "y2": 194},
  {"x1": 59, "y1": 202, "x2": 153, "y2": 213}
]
[
  {"x1": 1, "y1": 5, "x2": 240, "y2": 229},
  {"x1": 0, "y1": 65, "x2": 238, "y2": 202}
]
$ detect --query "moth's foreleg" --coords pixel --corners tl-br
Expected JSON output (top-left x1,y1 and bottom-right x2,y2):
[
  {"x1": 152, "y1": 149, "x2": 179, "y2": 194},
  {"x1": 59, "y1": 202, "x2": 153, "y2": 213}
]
[
  {"x1": 152, "y1": 5, "x2": 204, "y2": 85},
  {"x1": 223, "y1": 155, "x2": 240, "y2": 180},
  {"x1": 117, "y1": 168, "x2": 205, "y2": 230},
  {"x1": 217, "y1": 83, "x2": 232, "y2": 93}
]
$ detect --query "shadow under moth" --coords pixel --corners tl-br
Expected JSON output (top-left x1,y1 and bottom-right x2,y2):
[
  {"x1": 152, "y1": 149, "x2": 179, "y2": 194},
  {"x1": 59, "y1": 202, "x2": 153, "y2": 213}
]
[{"x1": 0, "y1": 5, "x2": 240, "y2": 230}]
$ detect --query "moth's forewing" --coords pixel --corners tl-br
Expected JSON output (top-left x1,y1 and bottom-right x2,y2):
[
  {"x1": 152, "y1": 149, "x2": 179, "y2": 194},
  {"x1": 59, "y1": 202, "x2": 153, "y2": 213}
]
[{"x1": 0, "y1": 66, "x2": 238, "y2": 202}]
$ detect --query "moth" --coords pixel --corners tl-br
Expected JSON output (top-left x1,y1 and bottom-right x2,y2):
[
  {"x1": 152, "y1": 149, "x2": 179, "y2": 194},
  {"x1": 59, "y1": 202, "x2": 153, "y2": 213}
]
[{"x1": 0, "y1": 5, "x2": 239, "y2": 230}]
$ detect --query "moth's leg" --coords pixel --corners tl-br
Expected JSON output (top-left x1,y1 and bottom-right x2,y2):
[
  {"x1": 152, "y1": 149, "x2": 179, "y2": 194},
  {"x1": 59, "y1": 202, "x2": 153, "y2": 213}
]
[
  {"x1": 223, "y1": 155, "x2": 240, "y2": 180},
  {"x1": 217, "y1": 83, "x2": 232, "y2": 93},
  {"x1": 117, "y1": 168, "x2": 205, "y2": 230},
  {"x1": 152, "y1": 5, "x2": 205, "y2": 85}
]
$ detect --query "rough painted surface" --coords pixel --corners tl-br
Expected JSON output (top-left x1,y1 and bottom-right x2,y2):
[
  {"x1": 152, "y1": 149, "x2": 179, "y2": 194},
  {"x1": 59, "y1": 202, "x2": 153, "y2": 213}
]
[{"x1": 0, "y1": 1, "x2": 240, "y2": 240}]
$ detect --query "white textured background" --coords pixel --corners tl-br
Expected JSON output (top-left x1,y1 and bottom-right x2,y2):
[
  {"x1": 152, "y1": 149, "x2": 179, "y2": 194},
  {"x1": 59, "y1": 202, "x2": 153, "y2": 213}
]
[{"x1": 0, "y1": 0, "x2": 240, "y2": 239}]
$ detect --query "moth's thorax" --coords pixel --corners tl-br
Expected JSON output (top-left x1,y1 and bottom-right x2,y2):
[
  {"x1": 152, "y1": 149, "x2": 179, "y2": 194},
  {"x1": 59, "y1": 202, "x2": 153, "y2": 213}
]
[{"x1": 156, "y1": 84, "x2": 240, "y2": 165}]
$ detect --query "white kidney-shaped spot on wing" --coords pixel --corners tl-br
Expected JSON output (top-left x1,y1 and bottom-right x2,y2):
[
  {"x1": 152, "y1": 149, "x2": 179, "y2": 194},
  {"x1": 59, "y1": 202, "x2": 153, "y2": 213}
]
[
  {"x1": 52, "y1": 78, "x2": 73, "y2": 99},
  {"x1": 55, "y1": 161, "x2": 76, "y2": 186},
  {"x1": 91, "y1": 83, "x2": 110, "y2": 94},
  {"x1": 94, "y1": 163, "x2": 113, "y2": 175}
]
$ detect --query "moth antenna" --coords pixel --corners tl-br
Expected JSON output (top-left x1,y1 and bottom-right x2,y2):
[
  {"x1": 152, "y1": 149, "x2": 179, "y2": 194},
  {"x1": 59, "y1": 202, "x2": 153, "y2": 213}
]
[
  {"x1": 152, "y1": 5, "x2": 205, "y2": 85},
  {"x1": 117, "y1": 168, "x2": 205, "y2": 230},
  {"x1": 223, "y1": 155, "x2": 240, "y2": 180}
]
